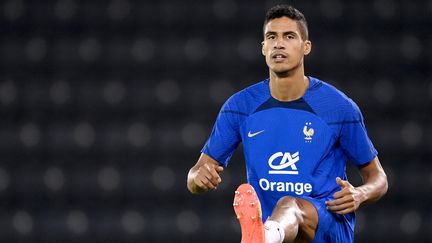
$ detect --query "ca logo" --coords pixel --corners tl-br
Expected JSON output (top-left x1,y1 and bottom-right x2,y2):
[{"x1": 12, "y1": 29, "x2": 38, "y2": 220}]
[{"x1": 268, "y1": 152, "x2": 300, "y2": 175}]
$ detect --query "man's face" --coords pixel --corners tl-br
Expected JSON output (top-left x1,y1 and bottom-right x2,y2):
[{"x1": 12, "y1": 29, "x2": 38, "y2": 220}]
[{"x1": 262, "y1": 17, "x2": 311, "y2": 75}]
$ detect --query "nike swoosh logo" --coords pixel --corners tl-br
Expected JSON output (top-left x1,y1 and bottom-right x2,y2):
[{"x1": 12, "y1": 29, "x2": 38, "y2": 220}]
[{"x1": 248, "y1": 130, "x2": 265, "y2": 138}]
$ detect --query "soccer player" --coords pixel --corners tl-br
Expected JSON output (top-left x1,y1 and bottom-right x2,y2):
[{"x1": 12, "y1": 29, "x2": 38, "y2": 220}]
[{"x1": 187, "y1": 4, "x2": 388, "y2": 243}]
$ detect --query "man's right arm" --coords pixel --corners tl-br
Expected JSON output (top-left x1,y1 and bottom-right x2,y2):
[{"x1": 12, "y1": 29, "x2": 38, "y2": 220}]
[{"x1": 187, "y1": 153, "x2": 224, "y2": 194}]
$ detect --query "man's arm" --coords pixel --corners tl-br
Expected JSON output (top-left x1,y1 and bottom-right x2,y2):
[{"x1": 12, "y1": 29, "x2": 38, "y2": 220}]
[
  {"x1": 187, "y1": 153, "x2": 224, "y2": 194},
  {"x1": 325, "y1": 156, "x2": 388, "y2": 214},
  {"x1": 354, "y1": 156, "x2": 388, "y2": 203}
]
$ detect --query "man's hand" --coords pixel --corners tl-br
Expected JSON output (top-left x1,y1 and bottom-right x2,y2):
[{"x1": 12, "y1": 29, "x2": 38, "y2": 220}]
[
  {"x1": 187, "y1": 153, "x2": 224, "y2": 194},
  {"x1": 325, "y1": 157, "x2": 388, "y2": 215},
  {"x1": 325, "y1": 177, "x2": 364, "y2": 215},
  {"x1": 192, "y1": 163, "x2": 224, "y2": 191}
]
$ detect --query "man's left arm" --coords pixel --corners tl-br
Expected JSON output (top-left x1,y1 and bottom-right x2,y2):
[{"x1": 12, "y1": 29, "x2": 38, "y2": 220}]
[{"x1": 325, "y1": 156, "x2": 388, "y2": 214}]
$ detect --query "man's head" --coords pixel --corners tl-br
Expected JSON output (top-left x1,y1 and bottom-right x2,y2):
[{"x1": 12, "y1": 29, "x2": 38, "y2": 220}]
[
  {"x1": 263, "y1": 5, "x2": 309, "y2": 41},
  {"x1": 262, "y1": 5, "x2": 311, "y2": 76}
]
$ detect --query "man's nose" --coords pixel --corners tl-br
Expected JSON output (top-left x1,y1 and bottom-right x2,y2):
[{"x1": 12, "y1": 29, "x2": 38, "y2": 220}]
[{"x1": 273, "y1": 39, "x2": 285, "y2": 49}]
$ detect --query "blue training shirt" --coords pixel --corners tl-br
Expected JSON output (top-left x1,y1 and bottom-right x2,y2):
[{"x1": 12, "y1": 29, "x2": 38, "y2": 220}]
[{"x1": 201, "y1": 76, "x2": 377, "y2": 222}]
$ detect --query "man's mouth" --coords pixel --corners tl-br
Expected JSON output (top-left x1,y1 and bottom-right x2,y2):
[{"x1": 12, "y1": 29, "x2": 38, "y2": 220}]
[{"x1": 271, "y1": 53, "x2": 287, "y2": 61}]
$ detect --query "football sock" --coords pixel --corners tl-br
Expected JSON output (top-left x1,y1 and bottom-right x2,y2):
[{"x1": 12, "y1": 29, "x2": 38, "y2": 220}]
[{"x1": 264, "y1": 220, "x2": 285, "y2": 243}]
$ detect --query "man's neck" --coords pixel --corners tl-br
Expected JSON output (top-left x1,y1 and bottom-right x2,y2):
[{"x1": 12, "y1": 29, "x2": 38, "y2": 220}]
[{"x1": 269, "y1": 69, "x2": 309, "y2": 102}]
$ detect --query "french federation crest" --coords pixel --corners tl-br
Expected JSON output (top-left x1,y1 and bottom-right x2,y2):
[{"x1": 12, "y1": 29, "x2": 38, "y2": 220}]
[{"x1": 303, "y1": 122, "x2": 314, "y2": 142}]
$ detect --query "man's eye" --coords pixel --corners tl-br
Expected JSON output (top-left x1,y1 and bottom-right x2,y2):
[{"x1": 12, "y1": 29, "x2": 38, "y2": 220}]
[
  {"x1": 287, "y1": 35, "x2": 294, "y2": 39},
  {"x1": 267, "y1": 35, "x2": 275, "y2": 40}
]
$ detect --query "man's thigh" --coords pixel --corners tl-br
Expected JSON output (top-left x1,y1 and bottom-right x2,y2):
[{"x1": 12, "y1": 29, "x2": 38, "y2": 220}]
[
  {"x1": 295, "y1": 197, "x2": 319, "y2": 242},
  {"x1": 301, "y1": 197, "x2": 355, "y2": 243}
]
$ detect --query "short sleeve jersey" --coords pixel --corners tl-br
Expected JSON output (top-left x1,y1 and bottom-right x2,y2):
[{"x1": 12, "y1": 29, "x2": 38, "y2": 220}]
[{"x1": 201, "y1": 77, "x2": 377, "y2": 221}]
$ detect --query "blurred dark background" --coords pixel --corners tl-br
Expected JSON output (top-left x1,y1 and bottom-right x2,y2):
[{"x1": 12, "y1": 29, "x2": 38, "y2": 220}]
[{"x1": 0, "y1": 0, "x2": 431, "y2": 242}]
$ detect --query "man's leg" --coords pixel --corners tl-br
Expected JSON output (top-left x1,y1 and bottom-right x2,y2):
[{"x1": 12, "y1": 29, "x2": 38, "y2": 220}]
[
  {"x1": 234, "y1": 184, "x2": 318, "y2": 243},
  {"x1": 267, "y1": 196, "x2": 318, "y2": 243}
]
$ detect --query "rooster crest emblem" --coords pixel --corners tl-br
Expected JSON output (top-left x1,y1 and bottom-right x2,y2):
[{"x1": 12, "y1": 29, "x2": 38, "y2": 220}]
[{"x1": 303, "y1": 122, "x2": 314, "y2": 142}]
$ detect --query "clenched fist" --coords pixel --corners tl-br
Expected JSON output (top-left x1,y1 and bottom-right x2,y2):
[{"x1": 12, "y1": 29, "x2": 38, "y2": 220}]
[{"x1": 187, "y1": 153, "x2": 224, "y2": 194}]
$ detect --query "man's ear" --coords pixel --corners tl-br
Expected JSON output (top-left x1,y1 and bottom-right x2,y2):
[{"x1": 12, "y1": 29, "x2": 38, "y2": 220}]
[
  {"x1": 304, "y1": 40, "x2": 312, "y2": 55},
  {"x1": 261, "y1": 41, "x2": 266, "y2": 56}
]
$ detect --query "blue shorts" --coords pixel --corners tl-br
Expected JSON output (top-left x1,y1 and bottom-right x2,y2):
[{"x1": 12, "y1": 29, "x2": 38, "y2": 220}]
[{"x1": 301, "y1": 197, "x2": 355, "y2": 243}]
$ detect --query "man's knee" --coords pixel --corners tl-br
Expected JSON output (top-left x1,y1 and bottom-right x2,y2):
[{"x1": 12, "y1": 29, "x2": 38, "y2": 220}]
[
  {"x1": 275, "y1": 196, "x2": 302, "y2": 210},
  {"x1": 273, "y1": 196, "x2": 318, "y2": 231},
  {"x1": 272, "y1": 196, "x2": 304, "y2": 222}
]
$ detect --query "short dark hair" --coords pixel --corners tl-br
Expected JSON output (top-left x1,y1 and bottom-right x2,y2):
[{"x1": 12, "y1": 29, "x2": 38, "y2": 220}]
[{"x1": 263, "y1": 4, "x2": 309, "y2": 40}]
